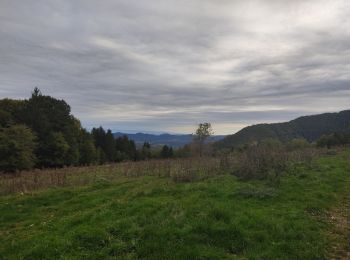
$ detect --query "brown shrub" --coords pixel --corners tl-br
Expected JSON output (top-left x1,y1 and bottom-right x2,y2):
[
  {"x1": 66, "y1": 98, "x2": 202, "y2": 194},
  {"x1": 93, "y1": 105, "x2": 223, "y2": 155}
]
[
  {"x1": 233, "y1": 145, "x2": 288, "y2": 180},
  {"x1": 232, "y1": 144, "x2": 324, "y2": 181},
  {"x1": 0, "y1": 144, "x2": 326, "y2": 194}
]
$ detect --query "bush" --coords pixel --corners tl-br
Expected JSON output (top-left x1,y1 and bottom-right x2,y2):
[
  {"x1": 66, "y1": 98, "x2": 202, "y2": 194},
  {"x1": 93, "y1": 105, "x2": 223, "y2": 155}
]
[
  {"x1": 0, "y1": 124, "x2": 37, "y2": 172},
  {"x1": 39, "y1": 132, "x2": 70, "y2": 167},
  {"x1": 233, "y1": 142, "x2": 289, "y2": 180},
  {"x1": 317, "y1": 132, "x2": 350, "y2": 148},
  {"x1": 286, "y1": 138, "x2": 311, "y2": 151}
]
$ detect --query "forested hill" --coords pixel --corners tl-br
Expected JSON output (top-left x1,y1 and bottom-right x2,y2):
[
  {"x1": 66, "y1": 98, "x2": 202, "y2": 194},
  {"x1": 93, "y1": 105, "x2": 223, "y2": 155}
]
[
  {"x1": 114, "y1": 132, "x2": 225, "y2": 148},
  {"x1": 215, "y1": 110, "x2": 350, "y2": 149}
]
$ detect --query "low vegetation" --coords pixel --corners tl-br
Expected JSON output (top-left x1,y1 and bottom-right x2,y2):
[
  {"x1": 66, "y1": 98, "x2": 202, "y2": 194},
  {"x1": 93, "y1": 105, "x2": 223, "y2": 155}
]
[
  {"x1": 0, "y1": 141, "x2": 325, "y2": 195},
  {"x1": 0, "y1": 157, "x2": 223, "y2": 194},
  {"x1": 1, "y1": 147, "x2": 350, "y2": 258}
]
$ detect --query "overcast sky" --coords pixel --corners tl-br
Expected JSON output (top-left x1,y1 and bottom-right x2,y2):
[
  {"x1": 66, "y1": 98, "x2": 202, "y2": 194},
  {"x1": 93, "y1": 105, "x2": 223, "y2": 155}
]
[{"x1": 1, "y1": 0, "x2": 350, "y2": 134}]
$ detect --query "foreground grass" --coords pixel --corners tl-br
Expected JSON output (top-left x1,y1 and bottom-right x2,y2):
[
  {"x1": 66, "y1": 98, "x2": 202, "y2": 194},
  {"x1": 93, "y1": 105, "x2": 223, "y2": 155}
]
[{"x1": 1, "y1": 151, "x2": 350, "y2": 259}]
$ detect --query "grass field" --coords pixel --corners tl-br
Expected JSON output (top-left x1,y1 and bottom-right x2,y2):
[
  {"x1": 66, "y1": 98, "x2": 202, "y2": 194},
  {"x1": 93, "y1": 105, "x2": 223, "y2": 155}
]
[{"x1": 1, "y1": 150, "x2": 350, "y2": 259}]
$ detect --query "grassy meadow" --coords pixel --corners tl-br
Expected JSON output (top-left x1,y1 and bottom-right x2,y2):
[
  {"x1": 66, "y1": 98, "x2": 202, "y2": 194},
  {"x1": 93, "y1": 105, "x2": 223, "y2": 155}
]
[{"x1": 1, "y1": 149, "x2": 350, "y2": 259}]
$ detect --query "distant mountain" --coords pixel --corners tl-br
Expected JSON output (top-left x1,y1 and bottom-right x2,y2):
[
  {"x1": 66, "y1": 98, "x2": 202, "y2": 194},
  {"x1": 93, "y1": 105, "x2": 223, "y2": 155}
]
[
  {"x1": 215, "y1": 110, "x2": 350, "y2": 149},
  {"x1": 113, "y1": 132, "x2": 225, "y2": 148}
]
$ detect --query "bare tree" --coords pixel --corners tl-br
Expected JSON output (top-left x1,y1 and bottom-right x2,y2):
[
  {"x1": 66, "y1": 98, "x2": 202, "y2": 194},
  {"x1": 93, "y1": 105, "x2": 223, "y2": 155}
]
[{"x1": 194, "y1": 123, "x2": 214, "y2": 157}]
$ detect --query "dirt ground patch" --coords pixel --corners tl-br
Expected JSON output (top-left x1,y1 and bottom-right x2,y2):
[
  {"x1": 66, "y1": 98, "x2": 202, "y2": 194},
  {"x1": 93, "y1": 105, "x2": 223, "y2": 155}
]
[{"x1": 327, "y1": 182, "x2": 350, "y2": 259}]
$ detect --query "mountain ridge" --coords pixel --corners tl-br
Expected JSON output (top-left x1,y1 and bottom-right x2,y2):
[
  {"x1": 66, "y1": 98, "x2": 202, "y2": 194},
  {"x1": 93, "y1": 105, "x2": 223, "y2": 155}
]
[
  {"x1": 215, "y1": 110, "x2": 350, "y2": 149},
  {"x1": 113, "y1": 132, "x2": 225, "y2": 148}
]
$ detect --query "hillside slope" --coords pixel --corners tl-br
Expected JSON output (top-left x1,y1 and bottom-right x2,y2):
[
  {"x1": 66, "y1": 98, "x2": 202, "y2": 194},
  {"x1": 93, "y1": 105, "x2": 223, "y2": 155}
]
[
  {"x1": 114, "y1": 132, "x2": 225, "y2": 148},
  {"x1": 216, "y1": 110, "x2": 350, "y2": 149}
]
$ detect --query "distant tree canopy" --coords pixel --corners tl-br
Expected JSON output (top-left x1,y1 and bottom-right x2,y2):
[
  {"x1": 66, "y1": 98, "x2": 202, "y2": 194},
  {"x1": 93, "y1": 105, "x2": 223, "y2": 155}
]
[
  {"x1": 194, "y1": 123, "x2": 213, "y2": 156},
  {"x1": 78, "y1": 129, "x2": 98, "y2": 165},
  {"x1": 0, "y1": 125, "x2": 37, "y2": 172},
  {"x1": 0, "y1": 88, "x2": 92, "y2": 170},
  {"x1": 317, "y1": 132, "x2": 350, "y2": 148},
  {"x1": 0, "y1": 88, "x2": 196, "y2": 173},
  {"x1": 115, "y1": 135, "x2": 138, "y2": 162},
  {"x1": 19, "y1": 88, "x2": 83, "y2": 167},
  {"x1": 91, "y1": 127, "x2": 117, "y2": 163},
  {"x1": 0, "y1": 89, "x2": 141, "y2": 173},
  {"x1": 141, "y1": 142, "x2": 151, "y2": 159},
  {"x1": 161, "y1": 145, "x2": 174, "y2": 158},
  {"x1": 175, "y1": 144, "x2": 192, "y2": 158}
]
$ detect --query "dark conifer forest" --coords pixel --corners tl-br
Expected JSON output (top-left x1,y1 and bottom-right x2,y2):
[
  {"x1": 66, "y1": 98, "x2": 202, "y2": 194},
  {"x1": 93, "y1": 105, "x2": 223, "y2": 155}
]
[{"x1": 0, "y1": 88, "x2": 155, "y2": 172}]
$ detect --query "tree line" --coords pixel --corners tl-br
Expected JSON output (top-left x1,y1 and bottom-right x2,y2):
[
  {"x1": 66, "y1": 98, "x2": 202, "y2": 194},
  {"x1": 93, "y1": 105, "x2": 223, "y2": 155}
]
[
  {"x1": 316, "y1": 132, "x2": 350, "y2": 148},
  {"x1": 0, "y1": 88, "x2": 177, "y2": 172}
]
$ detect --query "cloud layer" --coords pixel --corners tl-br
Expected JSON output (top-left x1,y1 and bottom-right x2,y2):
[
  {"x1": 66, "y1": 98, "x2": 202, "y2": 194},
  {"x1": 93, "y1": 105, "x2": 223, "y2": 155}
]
[{"x1": 1, "y1": 0, "x2": 350, "y2": 134}]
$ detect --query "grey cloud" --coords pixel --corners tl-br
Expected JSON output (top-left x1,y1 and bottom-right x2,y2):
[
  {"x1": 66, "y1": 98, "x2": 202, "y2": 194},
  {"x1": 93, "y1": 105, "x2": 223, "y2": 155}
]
[{"x1": 0, "y1": 0, "x2": 350, "y2": 134}]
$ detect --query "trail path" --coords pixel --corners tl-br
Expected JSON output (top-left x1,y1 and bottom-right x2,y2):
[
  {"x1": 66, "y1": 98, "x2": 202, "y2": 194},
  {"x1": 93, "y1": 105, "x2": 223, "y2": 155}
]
[{"x1": 328, "y1": 180, "x2": 350, "y2": 259}]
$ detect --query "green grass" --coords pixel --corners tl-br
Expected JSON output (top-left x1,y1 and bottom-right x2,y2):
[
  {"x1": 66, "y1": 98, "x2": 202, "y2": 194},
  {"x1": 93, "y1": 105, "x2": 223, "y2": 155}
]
[{"x1": 1, "y1": 151, "x2": 350, "y2": 259}]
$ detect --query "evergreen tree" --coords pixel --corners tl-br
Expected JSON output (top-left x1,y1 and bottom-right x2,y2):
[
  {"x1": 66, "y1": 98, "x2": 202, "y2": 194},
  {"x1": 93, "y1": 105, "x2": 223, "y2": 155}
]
[
  {"x1": 0, "y1": 89, "x2": 144, "y2": 170},
  {"x1": 160, "y1": 145, "x2": 174, "y2": 158},
  {"x1": 141, "y1": 142, "x2": 151, "y2": 159},
  {"x1": 0, "y1": 99, "x2": 25, "y2": 127},
  {"x1": 168, "y1": 147, "x2": 174, "y2": 158},
  {"x1": 0, "y1": 125, "x2": 37, "y2": 172},
  {"x1": 91, "y1": 127, "x2": 116, "y2": 162},
  {"x1": 92, "y1": 127, "x2": 106, "y2": 149},
  {"x1": 105, "y1": 130, "x2": 116, "y2": 161},
  {"x1": 115, "y1": 135, "x2": 137, "y2": 161},
  {"x1": 21, "y1": 88, "x2": 82, "y2": 167},
  {"x1": 40, "y1": 132, "x2": 70, "y2": 167},
  {"x1": 79, "y1": 129, "x2": 98, "y2": 165}
]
